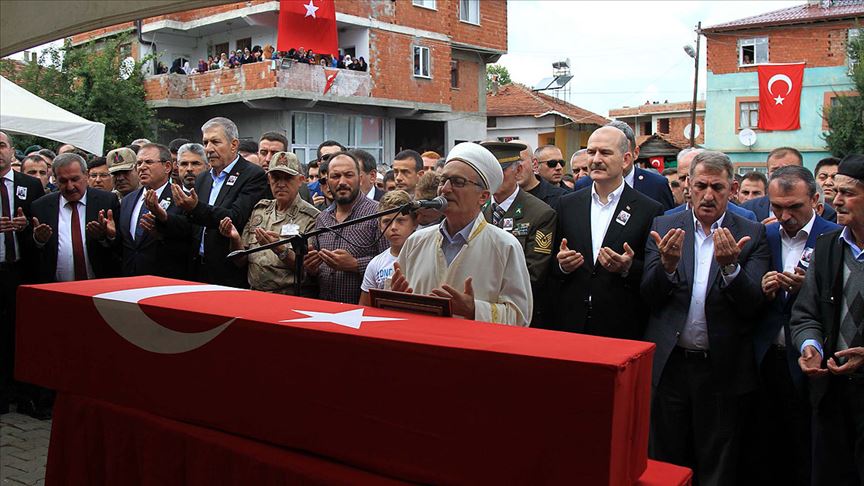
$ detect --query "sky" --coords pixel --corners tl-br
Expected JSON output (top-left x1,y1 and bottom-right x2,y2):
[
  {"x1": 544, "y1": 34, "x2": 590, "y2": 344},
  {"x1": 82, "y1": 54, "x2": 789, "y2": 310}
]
[{"x1": 498, "y1": 0, "x2": 802, "y2": 117}]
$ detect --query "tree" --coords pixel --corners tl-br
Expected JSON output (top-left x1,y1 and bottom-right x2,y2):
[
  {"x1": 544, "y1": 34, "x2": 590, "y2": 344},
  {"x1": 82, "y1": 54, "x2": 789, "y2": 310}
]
[
  {"x1": 486, "y1": 64, "x2": 512, "y2": 92},
  {"x1": 3, "y1": 35, "x2": 158, "y2": 153},
  {"x1": 824, "y1": 28, "x2": 864, "y2": 157}
]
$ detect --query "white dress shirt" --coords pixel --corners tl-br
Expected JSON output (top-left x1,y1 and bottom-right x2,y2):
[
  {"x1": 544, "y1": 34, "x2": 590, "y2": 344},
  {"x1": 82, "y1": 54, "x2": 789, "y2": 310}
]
[
  {"x1": 0, "y1": 170, "x2": 19, "y2": 263},
  {"x1": 677, "y1": 213, "x2": 740, "y2": 350},
  {"x1": 493, "y1": 185, "x2": 519, "y2": 213},
  {"x1": 131, "y1": 181, "x2": 170, "y2": 241},
  {"x1": 774, "y1": 211, "x2": 815, "y2": 345},
  {"x1": 590, "y1": 180, "x2": 626, "y2": 263},
  {"x1": 200, "y1": 156, "x2": 239, "y2": 255},
  {"x1": 56, "y1": 192, "x2": 95, "y2": 281},
  {"x1": 365, "y1": 185, "x2": 376, "y2": 200},
  {"x1": 623, "y1": 167, "x2": 635, "y2": 188}
]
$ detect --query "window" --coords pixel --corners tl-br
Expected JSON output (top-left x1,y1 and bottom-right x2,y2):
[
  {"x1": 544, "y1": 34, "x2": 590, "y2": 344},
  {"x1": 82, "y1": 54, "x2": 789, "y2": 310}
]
[
  {"x1": 737, "y1": 166, "x2": 767, "y2": 176},
  {"x1": 487, "y1": 117, "x2": 497, "y2": 128},
  {"x1": 213, "y1": 42, "x2": 229, "y2": 58},
  {"x1": 412, "y1": 0, "x2": 436, "y2": 9},
  {"x1": 849, "y1": 29, "x2": 861, "y2": 73},
  {"x1": 459, "y1": 0, "x2": 480, "y2": 24},
  {"x1": 414, "y1": 46, "x2": 430, "y2": 78},
  {"x1": 641, "y1": 121, "x2": 651, "y2": 135},
  {"x1": 738, "y1": 37, "x2": 768, "y2": 66},
  {"x1": 739, "y1": 101, "x2": 759, "y2": 129},
  {"x1": 236, "y1": 37, "x2": 252, "y2": 53},
  {"x1": 657, "y1": 118, "x2": 670, "y2": 134},
  {"x1": 291, "y1": 112, "x2": 384, "y2": 165},
  {"x1": 450, "y1": 60, "x2": 459, "y2": 88}
]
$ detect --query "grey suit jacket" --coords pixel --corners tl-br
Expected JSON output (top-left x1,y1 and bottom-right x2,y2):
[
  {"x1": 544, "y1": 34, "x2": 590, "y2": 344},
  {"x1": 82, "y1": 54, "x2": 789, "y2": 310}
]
[{"x1": 641, "y1": 209, "x2": 770, "y2": 395}]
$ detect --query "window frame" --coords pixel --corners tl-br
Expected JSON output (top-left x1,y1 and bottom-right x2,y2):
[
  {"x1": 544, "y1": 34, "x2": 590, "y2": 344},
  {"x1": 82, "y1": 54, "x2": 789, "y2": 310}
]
[
  {"x1": 458, "y1": 0, "x2": 481, "y2": 25},
  {"x1": 450, "y1": 59, "x2": 459, "y2": 89},
  {"x1": 735, "y1": 96, "x2": 760, "y2": 132},
  {"x1": 413, "y1": 45, "x2": 431, "y2": 79},
  {"x1": 849, "y1": 28, "x2": 860, "y2": 74},
  {"x1": 738, "y1": 37, "x2": 768, "y2": 67},
  {"x1": 412, "y1": 0, "x2": 437, "y2": 10}
]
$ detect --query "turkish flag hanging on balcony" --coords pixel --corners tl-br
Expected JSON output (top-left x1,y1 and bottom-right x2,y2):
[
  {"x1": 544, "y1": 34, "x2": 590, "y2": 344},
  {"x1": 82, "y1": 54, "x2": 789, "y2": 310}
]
[
  {"x1": 757, "y1": 63, "x2": 805, "y2": 131},
  {"x1": 277, "y1": 0, "x2": 338, "y2": 56}
]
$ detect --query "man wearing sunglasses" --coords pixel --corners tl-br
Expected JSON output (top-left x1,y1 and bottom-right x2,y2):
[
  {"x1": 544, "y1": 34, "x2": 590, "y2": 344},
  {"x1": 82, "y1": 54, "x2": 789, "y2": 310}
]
[
  {"x1": 535, "y1": 145, "x2": 571, "y2": 191},
  {"x1": 515, "y1": 141, "x2": 568, "y2": 209}
]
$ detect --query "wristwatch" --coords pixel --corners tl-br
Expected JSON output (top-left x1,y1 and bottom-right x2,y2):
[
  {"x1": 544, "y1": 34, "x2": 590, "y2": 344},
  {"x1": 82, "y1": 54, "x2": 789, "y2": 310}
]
[{"x1": 720, "y1": 263, "x2": 738, "y2": 276}]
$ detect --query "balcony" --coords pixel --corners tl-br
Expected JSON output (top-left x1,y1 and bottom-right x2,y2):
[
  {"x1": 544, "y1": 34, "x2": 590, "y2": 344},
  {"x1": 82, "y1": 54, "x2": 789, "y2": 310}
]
[{"x1": 144, "y1": 61, "x2": 372, "y2": 108}]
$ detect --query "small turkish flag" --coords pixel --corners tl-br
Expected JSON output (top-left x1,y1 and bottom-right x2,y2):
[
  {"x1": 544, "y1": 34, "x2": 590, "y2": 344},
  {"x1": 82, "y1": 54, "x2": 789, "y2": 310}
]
[
  {"x1": 323, "y1": 69, "x2": 339, "y2": 95},
  {"x1": 648, "y1": 156, "x2": 664, "y2": 171},
  {"x1": 757, "y1": 63, "x2": 805, "y2": 131},
  {"x1": 277, "y1": 0, "x2": 338, "y2": 56}
]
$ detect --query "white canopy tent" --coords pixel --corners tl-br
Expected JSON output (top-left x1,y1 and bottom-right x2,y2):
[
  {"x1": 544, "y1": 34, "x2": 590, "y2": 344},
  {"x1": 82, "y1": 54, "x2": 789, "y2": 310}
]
[{"x1": 0, "y1": 75, "x2": 106, "y2": 155}]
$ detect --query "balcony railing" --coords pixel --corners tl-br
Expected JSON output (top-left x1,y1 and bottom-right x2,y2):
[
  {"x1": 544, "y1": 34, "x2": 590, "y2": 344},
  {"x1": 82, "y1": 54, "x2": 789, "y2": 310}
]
[{"x1": 144, "y1": 61, "x2": 371, "y2": 103}]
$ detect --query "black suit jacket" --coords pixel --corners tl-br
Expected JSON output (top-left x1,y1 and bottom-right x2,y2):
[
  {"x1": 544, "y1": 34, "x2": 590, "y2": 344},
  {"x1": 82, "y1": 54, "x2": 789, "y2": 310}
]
[
  {"x1": 30, "y1": 188, "x2": 121, "y2": 283},
  {"x1": 574, "y1": 167, "x2": 675, "y2": 211},
  {"x1": 526, "y1": 176, "x2": 568, "y2": 209},
  {"x1": 547, "y1": 184, "x2": 663, "y2": 339},
  {"x1": 187, "y1": 157, "x2": 267, "y2": 287},
  {"x1": 117, "y1": 184, "x2": 195, "y2": 279},
  {"x1": 641, "y1": 210, "x2": 770, "y2": 395},
  {"x1": 744, "y1": 194, "x2": 838, "y2": 223},
  {"x1": 5, "y1": 172, "x2": 45, "y2": 281}
]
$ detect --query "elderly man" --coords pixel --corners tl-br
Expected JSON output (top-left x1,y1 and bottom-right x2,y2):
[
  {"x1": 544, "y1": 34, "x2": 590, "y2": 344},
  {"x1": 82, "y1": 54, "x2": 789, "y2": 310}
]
[
  {"x1": 515, "y1": 141, "x2": 567, "y2": 209},
  {"x1": 305, "y1": 151, "x2": 388, "y2": 304},
  {"x1": 106, "y1": 147, "x2": 140, "y2": 198},
  {"x1": 791, "y1": 154, "x2": 864, "y2": 485},
  {"x1": 392, "y1": 149, "x2": 425, "y2": 195},
  {"x1": 666, "y1": 147, "x2": 758, "y2": 221},
  {"x1": 551, "y1": 127, "x2": 663, "y2": 340},
  {"x1": 570, "y1": 149, "x2": 591, "y2": 182},
  {"x1": 176, "y1": 143, "x2": 209, "y2": 191},
  {"x1": 171, "y1": 117, "x2": 267, "y2": 287},
  {"x1": 392, "y1": 143, "x2": 533, "y2": 326},
  {"x1": 642, "y1": 150, "x2": 770, "y2": 485},
  {"x1": 481, "y1": 141, "x2": 556, "y2": 327}
]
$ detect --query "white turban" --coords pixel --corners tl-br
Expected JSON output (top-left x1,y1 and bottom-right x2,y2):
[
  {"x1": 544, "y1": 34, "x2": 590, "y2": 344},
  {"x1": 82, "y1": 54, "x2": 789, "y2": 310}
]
[{"x1": 445, "y1": 142, "x2": 503, "y2": 193}]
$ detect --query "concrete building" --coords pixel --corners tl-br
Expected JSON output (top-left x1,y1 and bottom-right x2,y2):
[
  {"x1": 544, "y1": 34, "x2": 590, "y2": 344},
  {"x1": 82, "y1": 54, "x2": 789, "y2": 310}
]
[
  {"x1": 702, "y1": 0, "x2": 862, "y2": 172},
  {"x1": 485, "y1": 83, "x2": 608, "y2": 160},
  {"x1": 71, "y1": 0, "x2": 506, "y2": 165}
]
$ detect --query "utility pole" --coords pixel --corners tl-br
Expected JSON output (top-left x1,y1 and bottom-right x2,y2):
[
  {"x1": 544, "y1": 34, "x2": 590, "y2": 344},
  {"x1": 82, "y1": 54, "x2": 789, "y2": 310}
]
[{"x1": 689, "y1": 22, "x2": 701, "y2": 147}]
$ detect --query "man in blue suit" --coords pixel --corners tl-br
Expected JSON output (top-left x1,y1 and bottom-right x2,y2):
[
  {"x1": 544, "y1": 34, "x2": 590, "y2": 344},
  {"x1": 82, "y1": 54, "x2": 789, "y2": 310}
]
[
  {"x1": 743, "y1": 147, "x2": 837, "y2": 224},
  {"x1": 745, "y1": 166, "x2": 840, "y2": 486},
  {"x1": 573, "y1": 121, "x2": 675, "y2": 211}
]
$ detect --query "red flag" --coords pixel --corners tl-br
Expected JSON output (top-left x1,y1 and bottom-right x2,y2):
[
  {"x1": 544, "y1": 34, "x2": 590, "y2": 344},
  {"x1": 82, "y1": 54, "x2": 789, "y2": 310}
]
[
  {"x1": 323, "y1": 69, "x2": 339, "y2": 95},
  {"x1": 648, "y1": 156, "x2": 664, "y2": 172},
  {"x1": 757, "y1": 63, "x2": 805, "y2": 131},
  {"x1": 277, "y1": 0, "x2": 338, "y2": 55}
]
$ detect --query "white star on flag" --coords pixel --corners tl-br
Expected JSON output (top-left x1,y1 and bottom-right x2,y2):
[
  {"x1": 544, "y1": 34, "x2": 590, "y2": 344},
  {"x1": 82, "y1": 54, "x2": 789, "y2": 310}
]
[
  {"x1": 773, "y1": 95, "x2": 785, "y2": 105},
  {"x1": 281, "y1": 309, "x2": 404, "y2": 329},
  {"x1": 304, "y1": 0, "x2": 319, "y2": 18}
]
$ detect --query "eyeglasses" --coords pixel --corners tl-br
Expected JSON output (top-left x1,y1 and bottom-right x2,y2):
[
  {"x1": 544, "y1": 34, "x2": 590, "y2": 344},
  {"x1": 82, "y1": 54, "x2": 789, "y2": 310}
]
[
  {"x1": 136, "y1": 159, "x2": 164, "y2": 166},
  {"x1": 544, "y1": 159, "x2": 565, "y2": 169},
  {"x1": 438, "y1": 175, "x2": 483, "y2": 189}
]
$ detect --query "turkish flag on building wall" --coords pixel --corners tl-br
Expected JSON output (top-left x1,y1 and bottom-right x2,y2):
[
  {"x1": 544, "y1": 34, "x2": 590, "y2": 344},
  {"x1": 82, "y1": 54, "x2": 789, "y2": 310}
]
[
  {"x1": 277, "y1": 0, "x2": 338, "y2": 56},
  {"x1": 757, "y1": 63, "x2": 805, "y2": 131}
]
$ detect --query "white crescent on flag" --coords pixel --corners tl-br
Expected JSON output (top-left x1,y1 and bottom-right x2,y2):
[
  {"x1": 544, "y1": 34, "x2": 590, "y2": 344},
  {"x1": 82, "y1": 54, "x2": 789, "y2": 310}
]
[{"x1": 767, "y1": 74, "x2": 793, "y2": 105}]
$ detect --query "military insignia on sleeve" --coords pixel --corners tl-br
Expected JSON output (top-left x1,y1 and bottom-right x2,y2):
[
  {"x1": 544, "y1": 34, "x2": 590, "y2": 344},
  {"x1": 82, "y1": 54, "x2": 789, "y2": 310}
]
[
  {"x1": 534, "y1": 230, "x2": 552, "y2": 254},
  {"x1": 251, "y1": 215, "x2": 263, "y2": 226}
]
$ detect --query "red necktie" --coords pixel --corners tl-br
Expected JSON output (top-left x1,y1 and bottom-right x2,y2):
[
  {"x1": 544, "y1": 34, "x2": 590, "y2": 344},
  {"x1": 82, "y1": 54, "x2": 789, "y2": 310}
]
[
  {"x1": 69, "y1": 202, "x2": 87, "y2": 280},
  {"x1": 0, "y1": 180, "x2": 15, "y2": 262}
]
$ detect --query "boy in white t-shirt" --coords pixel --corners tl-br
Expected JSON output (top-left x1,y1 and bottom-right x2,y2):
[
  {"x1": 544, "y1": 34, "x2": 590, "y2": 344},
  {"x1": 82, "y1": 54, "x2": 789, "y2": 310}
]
[{"x1": 359, "y1": 190, "x2": 418, "y2": 306}]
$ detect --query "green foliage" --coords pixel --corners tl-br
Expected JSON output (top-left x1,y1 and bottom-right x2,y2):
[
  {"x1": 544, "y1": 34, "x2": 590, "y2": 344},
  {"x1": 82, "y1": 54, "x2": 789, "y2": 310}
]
[
  {"x1": 486, "y1": 64, "x2": 512, "y2": 92},
  {"x1": 4, "y1": 35, "x2": 158, "y2": 153},
  {"x1": 824, "y1": 28, "x2": 864, "y2": 157}
]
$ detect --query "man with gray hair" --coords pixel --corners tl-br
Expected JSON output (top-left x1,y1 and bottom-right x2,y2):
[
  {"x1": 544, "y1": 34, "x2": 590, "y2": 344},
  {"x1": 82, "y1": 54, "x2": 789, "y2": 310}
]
[
  {"x1": 573, "y1": 120, "x2": 675, "y2": 210},
  {"x1": 170, "y1": 117, "x2": 267, "y2": 287},
  {"x1": 642, "y1": 150, "x2": 770, "y2": 484},
  {"x1": 570, "y1": 149, "x2": 591, "y2": 182},
  {"x1": 176, "y1": 143, "x2": 209, "y2": 191}
]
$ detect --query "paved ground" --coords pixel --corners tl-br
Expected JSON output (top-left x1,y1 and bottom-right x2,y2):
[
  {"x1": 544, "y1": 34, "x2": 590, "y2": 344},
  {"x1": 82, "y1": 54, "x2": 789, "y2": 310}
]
[{"x1": 0, "y1": 410, "x2": 50, "y2": 486}]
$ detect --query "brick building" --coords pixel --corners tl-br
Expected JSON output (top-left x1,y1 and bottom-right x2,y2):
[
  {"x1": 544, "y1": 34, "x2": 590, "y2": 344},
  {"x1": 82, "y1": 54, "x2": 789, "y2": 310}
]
[
  {"x1": 701, "y1": 0, "x2": 862, "y2": 172},
  {"x1": 70, "y1": 0, "x2": 506, "y2": 165},
  {"x1": 609, "y1": 100, "x2": 705, "y2": 145}
]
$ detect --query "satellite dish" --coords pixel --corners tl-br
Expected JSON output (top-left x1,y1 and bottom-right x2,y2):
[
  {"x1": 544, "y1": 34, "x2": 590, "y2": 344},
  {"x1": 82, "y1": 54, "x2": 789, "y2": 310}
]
[
  {"x1": 119, "y1": 56, "x2": 135, "y2": 80},
  {"x1": 738, "y1": 128, "x2": 757, "y2": 147},
  {"x1": 683, "y1": 123, "x2": 701, "y2": 139}
]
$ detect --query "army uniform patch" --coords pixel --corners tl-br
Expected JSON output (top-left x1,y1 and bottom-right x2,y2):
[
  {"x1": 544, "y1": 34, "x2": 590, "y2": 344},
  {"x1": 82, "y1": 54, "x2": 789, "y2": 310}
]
[
  {"x1": 512, "y1": 222, "x2": 530, "y2": 237},
  {"x1": 250, "y1": 214, "x2": 264, "y2": 227},
  {"x1": 534, "y1": 230, "x2": 552, "y2": 254}
]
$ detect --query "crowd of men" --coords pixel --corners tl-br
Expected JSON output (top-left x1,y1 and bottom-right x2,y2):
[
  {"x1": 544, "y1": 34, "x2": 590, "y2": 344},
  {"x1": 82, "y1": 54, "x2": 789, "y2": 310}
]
[{"x1": 1, "y1": 116, "x2": 862, "y2": 485}]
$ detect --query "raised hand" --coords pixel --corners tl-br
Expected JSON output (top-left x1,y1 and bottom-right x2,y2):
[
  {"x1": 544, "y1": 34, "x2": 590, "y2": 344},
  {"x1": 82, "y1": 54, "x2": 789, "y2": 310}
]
[
  {"x1": 31, "y1": 217, "x2": 52, "y2": 244},
  {"x1": 776, "y1": 267, "x2": 806, "y2": 294},
  {"x1": 86, "y1": 209, "x2": 116, "y2": 240},
  {"x1": 556, "y1": 238, "x2": 584, "y2": 273},
  {"x1": 598, "y1": 242, "x2": 635, "y2": 274},
  {"x1": 171, "y1": 183, "x2": 198, "y2": 212},
  {"x1": 218, "y1": 216, "x2": 240, "y2": 240},
  {"x1": 138, "y1": 212, "x2": 158, "y2": 234},
  {"x1": 799, "y1": 345, "x2": 828, "y2": 376},
  {"x1": 827, "y1": 347, "x2": 864, "y2": 375},
  {"x1": 761, "y1": 271, "x2": 780, "y2": 299},
  {"x1": 713, "y1": 227, "x2": 749, "y2": 267},
  {"x1": 431, "y1": 277, "x2": 475, "y2": 319},
  {"x1": 144, "y1": 189, "x2": 168, "y2": 222},
  {"x1": 304, "y1": 246, "x2": 323, "y2": 275},
  {"x1": 319, "y1": 248, "x2": 359, "y2": 272},
  {"x1": 650, "y1": 228, "x2": 685, "y2": 274},
  {"x1": 11, "y1": 207, "x2": 27, "y2": 231},
  {"x1": 390, "y1": 262, "x2": 414, "y2": 293}
]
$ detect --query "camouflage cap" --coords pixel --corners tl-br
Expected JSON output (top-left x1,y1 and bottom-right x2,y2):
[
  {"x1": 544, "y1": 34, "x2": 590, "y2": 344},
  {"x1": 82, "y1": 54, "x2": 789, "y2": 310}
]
[
  {"x1": 106, "y1": 147, "x2": 137, "y2": 173},
  {"x1": 268, "y1": 151, "x2": 301, "y2": 176}
]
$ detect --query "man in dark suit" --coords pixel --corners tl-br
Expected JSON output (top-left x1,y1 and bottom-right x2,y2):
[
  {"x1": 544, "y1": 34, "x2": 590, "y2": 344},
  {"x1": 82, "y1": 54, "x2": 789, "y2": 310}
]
[
  {"x1": 743, "y1": 146, "x2": 838, "y2": 223},
  {"x1": 641, "y1": 150, "x2": 770, "y2": 486},
  {"x1": 351, "y1": 148, "x2": 385, "y2": 201},
  {"x1": 171, "y1": 117, "x2": 267, "y2": 288},
  {"x1": 747, "y1": 166, "x2": 840, "y2": 486},
  {"x1": 791, "y1": 154, "x2": 864, "y2": 485},
  {"x1": 108, "y1": 143, "x2": 196, "y2": 279},
  {"x1": 0, "y1": 131, "x2": 46, "y2": 415},
  {"x1": 480, "y1": 141, "x2": 557, "y2": 327},
  {"x1": 549, "y1": 127, "x2": 663, "y2": 339},
  {"x1": 515, "y1": 141, "x2": 568, "y2": 209},
  {"x1": 573, "y1": 120, "x2": 675, "y2": 211}
]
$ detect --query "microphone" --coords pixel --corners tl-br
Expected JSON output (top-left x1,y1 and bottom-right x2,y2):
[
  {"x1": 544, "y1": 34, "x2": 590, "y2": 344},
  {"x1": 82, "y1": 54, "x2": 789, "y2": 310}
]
[{"x1": 410, "y1": 196, "x2": 448, "y2": 211}]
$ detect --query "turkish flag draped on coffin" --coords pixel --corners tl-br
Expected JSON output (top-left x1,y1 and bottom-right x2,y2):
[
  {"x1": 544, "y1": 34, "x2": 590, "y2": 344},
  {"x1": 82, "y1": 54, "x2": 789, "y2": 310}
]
[
  {"x1": 277, "y1": 0, "x2": 338, "y2": 55},
  {"x1": 757, "y1": 63, "x2": 805, "y2": 131}
]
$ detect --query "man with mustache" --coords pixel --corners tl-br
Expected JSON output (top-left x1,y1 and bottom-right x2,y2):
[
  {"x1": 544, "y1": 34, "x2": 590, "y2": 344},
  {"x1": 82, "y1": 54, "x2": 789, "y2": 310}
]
[
  {"x1": 176, "y1": 143, "x2": 209, "y2": 191},
  {"x1": 305, "y1": 151, "x2": 388, "y2": 304},
  {"x1": 642, "y1": 150, "x2": 770, "y2": 485},
  {"x1": 791, "y1": 154, "x2": 864, "y2": 485},
  {"x1": 814, "y1": 156, "x2": 840, "y2": 208}
]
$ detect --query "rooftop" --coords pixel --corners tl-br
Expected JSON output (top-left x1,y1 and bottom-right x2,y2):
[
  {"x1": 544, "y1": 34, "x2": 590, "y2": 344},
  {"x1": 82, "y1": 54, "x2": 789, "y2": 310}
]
[
  {"x1": 609, "y1": 100, "x2": 706, "y2": 117},
  {"x1": 702, "y1": 0, "x2": 864, "y2": 33},
  {"x1": 636, "y1": 132, "x2": 692, "y2": 151},
  {"x1": 486, "y1": 83, "x2": 608, "y2": 126}
]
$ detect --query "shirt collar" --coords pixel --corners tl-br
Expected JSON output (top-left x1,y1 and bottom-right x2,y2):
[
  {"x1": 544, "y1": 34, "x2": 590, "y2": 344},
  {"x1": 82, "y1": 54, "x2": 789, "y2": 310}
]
[
  {"x1": 2, "y1": 169, "x2": 13, "y2": 183},
  {"x1": 439, "y1": 216, "x2": 477, "y2": 244},
  {"x1": 211, "y1": 156, "x2": 240, "y2": 180},
  {"x1": 142, "y1": 180, "x2": 171, "y2": 200},
  {"x1": 365, "y1": 185, "x2": 376, "y2": 200},
  {"x1": 839, "y1": 226, "x2": 864, "y2": 261},
  {"x1": 591, "y1": 179, "x2": 626, "y2": 207},
  {"x1": 60, "y1": 190, "x2": 88, "y2": 208},
  {"x1": 694, "y1": 211, "x2": 725, "y2": 237},
  {"x1": 494, "y1": 185, "x2": 519, "y2": 212},
  {"x1": 779, "y1": 211, "x2": 816, "y2": 241},
  {"x1": 623, "y1": 167, "x2": 635, "y2": 187}
]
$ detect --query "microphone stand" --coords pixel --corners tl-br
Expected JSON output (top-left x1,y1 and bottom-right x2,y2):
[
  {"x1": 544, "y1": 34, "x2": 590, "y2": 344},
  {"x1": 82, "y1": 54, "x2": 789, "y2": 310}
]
[{"x1": 227, "y1": 202, "x2": 416, "y2": 297}]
